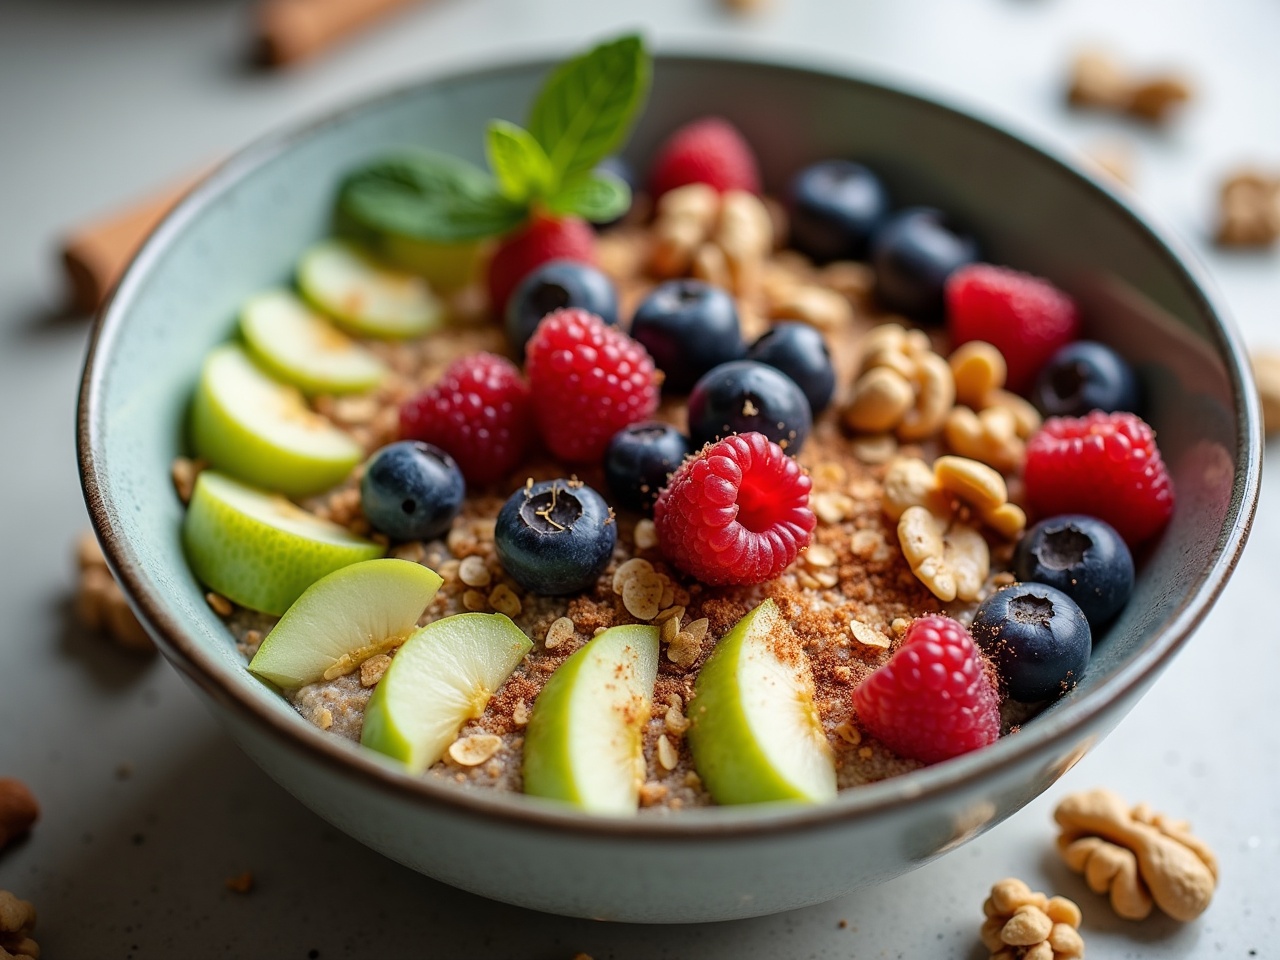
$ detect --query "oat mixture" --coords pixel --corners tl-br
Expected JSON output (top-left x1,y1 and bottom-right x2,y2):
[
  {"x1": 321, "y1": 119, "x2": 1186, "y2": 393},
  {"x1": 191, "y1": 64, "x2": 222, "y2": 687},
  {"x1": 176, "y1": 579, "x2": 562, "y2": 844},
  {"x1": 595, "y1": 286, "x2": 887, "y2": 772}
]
[{"x1": 209, "y1": 189, "x2": 1040, "y2": 812}]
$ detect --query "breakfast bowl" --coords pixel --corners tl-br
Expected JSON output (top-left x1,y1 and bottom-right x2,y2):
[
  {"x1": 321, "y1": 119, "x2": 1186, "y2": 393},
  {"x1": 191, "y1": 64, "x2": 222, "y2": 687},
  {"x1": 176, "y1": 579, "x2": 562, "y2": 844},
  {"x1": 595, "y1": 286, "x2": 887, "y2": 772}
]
[{"x1": 78, "y1": 46, "x2": 1260, "y2": 923}]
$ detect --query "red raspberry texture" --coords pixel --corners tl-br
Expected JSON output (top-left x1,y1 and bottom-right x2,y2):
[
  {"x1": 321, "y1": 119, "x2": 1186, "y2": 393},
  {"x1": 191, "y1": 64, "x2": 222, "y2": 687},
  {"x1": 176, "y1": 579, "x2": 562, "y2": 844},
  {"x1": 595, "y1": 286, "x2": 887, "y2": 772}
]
[
  {"x1": 852, "y1": 615, "x2": 1001, "y2": 765},
  {"x1": 1024, "y1": 410, "x2": 1175, "y2": 545},
  {"x1": 399, "y1": 352, "x2": 532, "y2": 485},
  {"x1": 654, "y1": 432, "x2": 815, "y2": 586},
  {"x1": 486, "y1": 214, "x2": 597, "y2": 316},
  {"x1": 946, "y1": 264, "x2": 1081, "y2": 392},
  {"x1": 524, "y1": 309, "x2": 659, "y2": 463},
  {"x1": 648, "y1": 117, "x2": 762, "y2": 199}
]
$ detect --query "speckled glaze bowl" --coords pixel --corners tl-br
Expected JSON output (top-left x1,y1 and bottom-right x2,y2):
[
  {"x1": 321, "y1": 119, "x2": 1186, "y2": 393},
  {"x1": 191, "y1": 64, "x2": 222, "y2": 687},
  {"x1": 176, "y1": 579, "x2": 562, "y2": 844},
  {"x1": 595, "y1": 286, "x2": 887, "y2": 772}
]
[{"x1": 78, "y1": 50, "x2": 1260, "y2": 923}]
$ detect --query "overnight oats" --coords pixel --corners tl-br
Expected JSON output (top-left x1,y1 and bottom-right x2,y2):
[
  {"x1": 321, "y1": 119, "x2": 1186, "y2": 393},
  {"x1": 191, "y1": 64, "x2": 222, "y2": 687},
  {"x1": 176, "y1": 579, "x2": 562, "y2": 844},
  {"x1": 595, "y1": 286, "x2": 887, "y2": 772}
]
[{"x1": 177, "y1": 35, "x2": 1175, "y2": 815}]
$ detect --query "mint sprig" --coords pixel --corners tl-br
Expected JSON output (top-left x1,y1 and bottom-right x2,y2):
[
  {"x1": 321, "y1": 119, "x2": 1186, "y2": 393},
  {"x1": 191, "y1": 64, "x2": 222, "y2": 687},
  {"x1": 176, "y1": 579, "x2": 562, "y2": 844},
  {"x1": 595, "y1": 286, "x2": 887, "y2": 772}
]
[{"x1": 337, "y1": 33, "x2": 649, "y2": 247}]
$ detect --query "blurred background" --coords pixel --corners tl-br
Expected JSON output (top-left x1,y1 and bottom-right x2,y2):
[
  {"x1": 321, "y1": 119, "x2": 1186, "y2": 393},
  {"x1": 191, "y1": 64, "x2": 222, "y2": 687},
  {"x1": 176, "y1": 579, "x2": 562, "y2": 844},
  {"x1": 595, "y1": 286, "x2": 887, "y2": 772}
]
[{"x1": 2, "y1": 1, "x2": 1276, "y2": 957}]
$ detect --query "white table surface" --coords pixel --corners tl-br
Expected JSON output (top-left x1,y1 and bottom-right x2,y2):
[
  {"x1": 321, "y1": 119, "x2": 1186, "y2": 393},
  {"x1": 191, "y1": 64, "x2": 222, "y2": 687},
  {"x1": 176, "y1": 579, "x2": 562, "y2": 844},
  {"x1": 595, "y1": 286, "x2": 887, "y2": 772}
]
[{"x1": 2, "y1": 1, "x2": 1276, "y2": 956}]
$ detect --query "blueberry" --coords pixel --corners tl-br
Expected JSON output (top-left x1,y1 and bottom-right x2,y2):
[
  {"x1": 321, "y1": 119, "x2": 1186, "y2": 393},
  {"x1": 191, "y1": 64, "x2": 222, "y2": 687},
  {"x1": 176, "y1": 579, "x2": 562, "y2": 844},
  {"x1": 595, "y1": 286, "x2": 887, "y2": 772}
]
[
  {"x1": 1031, "y1": 341, "x2": 1142, "y2": 418},
  {"x1": 595, "y1": 156, "x2": 636, "y2": 228},
  {"x1": 971, "y1": 583, "x2": 1092, "y2": 702},
  {"x1": 495, "y1": 479, "x2": 617, "y2": 595},
  {"x1": 360, "y1": 441, "x2": 464, "y2": 542},
  {"x1": 505, "y1": 260, "x2": 618, "y2": 357},
  {"x1": 747, "y1": 322, "x2": 836, "y2": 415},
  {"x1": 630, "y1": 280, "x2": 746, "y2": 393},
  {"x1": 871, "y1": 207, "x2": 978, "y2": 322},
  {"x1": 788, "y1": 160, "x2": 891, "y2": 263},
  {"x1": 604, "y1": 422, "x2": 691, "y2": 514},
  {"x1": 687, "y1": 360, "x2": 812, "y2": 454},
  {"x1": 1013, "y1": 515, "x2": 1135, "y2": 627}
]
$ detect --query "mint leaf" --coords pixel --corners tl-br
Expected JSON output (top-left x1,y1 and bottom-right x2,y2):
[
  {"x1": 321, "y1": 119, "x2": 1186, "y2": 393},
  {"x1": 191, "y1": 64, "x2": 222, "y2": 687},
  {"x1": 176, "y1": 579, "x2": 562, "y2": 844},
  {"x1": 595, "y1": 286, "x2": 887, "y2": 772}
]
[
  {"x1": 546, "y1": 170, "x2": 631, "y2": 223},
  {"x1": 338, "y1": 152, "x2": 526, "y2": 243},
  {"x1": 486, "y1": 120, "x2": 555, "y2": 202},
  {"x1": 528, "y1": 34, "x2": 651, "y2": 184}
]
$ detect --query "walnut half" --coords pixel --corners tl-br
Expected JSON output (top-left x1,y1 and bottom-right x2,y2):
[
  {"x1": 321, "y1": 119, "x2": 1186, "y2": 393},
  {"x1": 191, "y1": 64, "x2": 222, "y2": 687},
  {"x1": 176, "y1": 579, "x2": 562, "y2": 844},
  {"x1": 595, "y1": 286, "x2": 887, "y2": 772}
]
[{"x1": 1054, "y1": 788, "x2": 1219, "y2": 922}]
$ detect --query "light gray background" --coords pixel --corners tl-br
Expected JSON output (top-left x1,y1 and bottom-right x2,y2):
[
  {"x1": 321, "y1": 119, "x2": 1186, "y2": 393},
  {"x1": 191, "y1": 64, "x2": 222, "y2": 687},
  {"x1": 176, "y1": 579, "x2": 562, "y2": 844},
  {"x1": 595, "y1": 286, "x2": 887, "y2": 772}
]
[{"x1": 1, "y1": 1, "x2": 1276, "y2": 957}]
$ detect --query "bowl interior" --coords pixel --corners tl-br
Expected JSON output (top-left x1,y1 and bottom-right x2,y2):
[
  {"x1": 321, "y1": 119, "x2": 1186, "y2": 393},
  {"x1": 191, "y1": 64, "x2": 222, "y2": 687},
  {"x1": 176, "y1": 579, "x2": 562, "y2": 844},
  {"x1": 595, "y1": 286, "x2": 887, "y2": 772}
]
[{"x1": 81, "y1": 53, "x2": 1258, "y2": 831}]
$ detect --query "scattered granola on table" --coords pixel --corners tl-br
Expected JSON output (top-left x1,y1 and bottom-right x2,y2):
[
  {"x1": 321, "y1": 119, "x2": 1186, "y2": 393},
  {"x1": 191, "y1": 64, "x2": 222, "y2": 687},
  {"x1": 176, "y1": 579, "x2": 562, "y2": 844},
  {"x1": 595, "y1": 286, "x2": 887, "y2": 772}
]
[
  {"x1": 1066, "y1": 49, "x2": 1193, "y2": 124},
  {"x1": 1215, "y1": 169, "x2": 1280, "y2": 248},
  {"x1": 0, "y1": 890, "x2": 38, "y2": 960},
  {"x1": 980, "y1": 878, "x2": 1084, "y2": 960},
  {"x1": 74, "y1": 532, "x2": 153, "y2": 653}
]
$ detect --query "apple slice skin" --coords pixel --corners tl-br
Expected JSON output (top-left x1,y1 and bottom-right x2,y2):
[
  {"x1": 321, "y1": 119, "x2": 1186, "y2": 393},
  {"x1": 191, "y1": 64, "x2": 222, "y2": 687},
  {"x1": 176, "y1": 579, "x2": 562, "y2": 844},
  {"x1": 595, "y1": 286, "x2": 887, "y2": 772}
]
[
  {"x1": 183, "y1": 470, "x2": 384, "y2": 616},
  {"x1": 248, "y1": 558, "x2": 442, "y2": 689},
  {"x1": 522, "y1": 624, "x2": 660, "y2": 815},
  {"x1": 297, "y1": 239, "x2": 444, "y2": 339},
  {"x1": 240, "y1": 289, "x2": 387, "y2": 396},
  {"x1": 191, "y1": 344, "x2": 363, "y2": 497},
  {"x1": 360, "y1": 613, "x2": 532, "y2": 775},
  {"x1": 686, "y1": 600, "x2": 837, "y2": 805}
]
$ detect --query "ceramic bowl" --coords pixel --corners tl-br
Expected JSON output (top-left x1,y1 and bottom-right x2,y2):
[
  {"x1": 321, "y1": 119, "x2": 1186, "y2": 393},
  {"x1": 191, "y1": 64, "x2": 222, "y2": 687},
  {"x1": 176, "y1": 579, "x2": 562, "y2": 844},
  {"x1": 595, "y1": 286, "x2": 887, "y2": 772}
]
[{"x1": 78, "y1": 50, "x2": 1260, "y2": 924}]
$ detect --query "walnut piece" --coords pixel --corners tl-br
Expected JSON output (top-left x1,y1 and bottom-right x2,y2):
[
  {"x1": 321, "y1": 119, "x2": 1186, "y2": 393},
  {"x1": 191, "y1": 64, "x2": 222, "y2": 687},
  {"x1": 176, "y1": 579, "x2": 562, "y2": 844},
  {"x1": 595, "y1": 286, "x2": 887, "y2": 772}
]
[
  {"x1": 1066, "y1": 49, "x2": 1192, "y2": 125},
  {"x1": 0, "y1": 781, "x2": 38, "y2": 852},
  {"x1": 1251, "y1": 351, "x2": 1280, "y2": 435},
  {"x1": 1216, "y1": 170, "x2": 1280, "y2": 248},
  {"x1": 844, "y1": 324, "x2": 955, "y2": 441},
  {"x1": 0, "y1": 889, "x2": 39, "y2": 960},
  {"x1": 75, "y1": 531, "x2": 154, "y2": 653},
  {"x1": 979, "y1": 878, "x2": 1083, "y2": 960},
  {"x1": 1055, "y1": 787, "x2": 1218, "y2": 922}
]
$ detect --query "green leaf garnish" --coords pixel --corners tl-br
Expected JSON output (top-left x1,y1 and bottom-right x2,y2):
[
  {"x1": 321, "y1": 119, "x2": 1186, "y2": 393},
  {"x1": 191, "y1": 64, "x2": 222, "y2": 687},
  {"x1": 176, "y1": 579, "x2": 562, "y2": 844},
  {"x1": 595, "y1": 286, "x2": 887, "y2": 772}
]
[
  {"x1": 546, "y1": 170, "x2": 631, "y2": 222},
  {"x1": 528, "y1": 34, "x2": 651, "y2": 184},
  {"x1": 486, "y1": 120, "x2": 556, "y2": 203},
  {"x1": 337, "y1": 152, "x2": 526, "y2": 243}
]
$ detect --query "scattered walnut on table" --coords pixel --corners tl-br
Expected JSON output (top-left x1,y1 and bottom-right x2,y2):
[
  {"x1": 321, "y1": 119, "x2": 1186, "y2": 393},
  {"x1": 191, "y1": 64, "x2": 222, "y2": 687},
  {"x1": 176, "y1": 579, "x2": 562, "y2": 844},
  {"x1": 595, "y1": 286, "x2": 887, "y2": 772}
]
[
  {"x1": 1054, "y1": 787, "x2": 1218, "y2": 922},
  {"x1": 1250, "y1": 351, "x2": 1280, "y2": 435},
  {"x1": 1215, "y1": 170, "x2": 1280, "y2": 248},
  {"x1": 0, "y1": 889, "x2": 39, "y2": 960},
  {"x1": 74, "y1": 531, "x2": 153, "y2": 654},
  {"x1": 0, "y1": 780, "x2": 38, "y2": 852},
  {"x1": 1066, "y1": 48, "x2": 1193, "y2": 125},
  {"x1": 980, "y1": 878, "x2": 1084, "y2": 960}
]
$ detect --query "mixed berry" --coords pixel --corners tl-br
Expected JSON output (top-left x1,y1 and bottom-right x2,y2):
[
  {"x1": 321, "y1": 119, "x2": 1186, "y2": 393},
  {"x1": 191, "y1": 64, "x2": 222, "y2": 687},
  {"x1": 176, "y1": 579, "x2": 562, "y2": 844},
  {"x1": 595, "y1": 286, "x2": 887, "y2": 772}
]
[{"x1": 178, "y1": 35, "x2": 1182, "y2": 813}]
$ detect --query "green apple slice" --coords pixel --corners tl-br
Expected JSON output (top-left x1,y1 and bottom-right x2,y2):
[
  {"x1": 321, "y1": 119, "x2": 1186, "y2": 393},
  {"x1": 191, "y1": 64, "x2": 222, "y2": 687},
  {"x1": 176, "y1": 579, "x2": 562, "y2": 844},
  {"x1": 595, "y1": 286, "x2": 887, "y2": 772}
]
[
  {"x1": 240, "y1": 289, "x2": 387, "y2": 396},
  {"x1": 360, "y1": 613, "x2": 532, "y2": 774},
  {"x1": 191, "y1": 343, "x2": 362, "y2": 497},
  {"x1": 686, "y1": 599, "x2": 837, "y2": 805},
  {"x1": 183, "y1": 470, "x2": 385, "y2": 616},
  {"x1": 247, "y1": 558, "x2": 442, "y2": 688},
  {"x1": 298, "y1": 239, "x2": 444, "y2": 339},
  {"x1": 522, "y1": 624, "x2": 660, "y2": 815}
]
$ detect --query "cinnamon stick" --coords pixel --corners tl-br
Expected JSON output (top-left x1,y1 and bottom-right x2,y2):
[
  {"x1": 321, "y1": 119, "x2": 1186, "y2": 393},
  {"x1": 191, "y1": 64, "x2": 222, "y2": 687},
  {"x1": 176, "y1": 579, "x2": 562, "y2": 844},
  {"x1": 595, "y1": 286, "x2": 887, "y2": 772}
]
[
  {"x1": 60, "y1": 176, "x2": 202, "y2": 314},
  {"x1": 254, "y1": 0, "x2": 428, "y2": 67}
]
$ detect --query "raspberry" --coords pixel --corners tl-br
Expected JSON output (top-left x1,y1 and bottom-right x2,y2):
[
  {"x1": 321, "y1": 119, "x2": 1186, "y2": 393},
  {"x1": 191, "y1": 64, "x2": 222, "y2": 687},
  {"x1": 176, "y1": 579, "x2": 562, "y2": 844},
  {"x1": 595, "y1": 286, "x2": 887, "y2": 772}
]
[
  {"x1": 648, "y1": 117, "x2": 762, "y2": 199},
  {"x1": 946, "y1": 264, "x2": 1081, "y2": 392},
  {"x1": 486, "y1": 214, "x2": 597, "y2": 316},
  {"x1": 525, "y1": 309, "x2": 659, "y2": 462},
  {"x1": 653, "y1": 432, "x2": 815, "y2": 586},
  {"x1": 852, "y1": 615, "x2": 1001, "y2": 765},
  {"x1": 399, "y1": 352, "x2": 532, "y2": 485},
  {"x1": 1023, "y1": 411, "x2": 1174, "y2": 545}
]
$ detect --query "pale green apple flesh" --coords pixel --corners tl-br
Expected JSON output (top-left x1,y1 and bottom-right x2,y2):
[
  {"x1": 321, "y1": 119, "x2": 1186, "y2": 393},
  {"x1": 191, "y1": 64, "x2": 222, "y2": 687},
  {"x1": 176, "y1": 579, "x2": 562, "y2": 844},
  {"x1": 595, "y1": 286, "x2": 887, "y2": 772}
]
[
  {"x1": 522, "y1": 624, "x2": 660, "y2": 815},
  {"x1": 182, "y1": 470, "x2": 385, "y2": 616},
  {"x1": 240, "y1": 289, "x2": 387, "y2": 396},
  {"x1": 248, "y1": 558, "x2": 442, "y2": 688},
  {"x1": 686, "y1": 599, "x2": 837, "y2": 805},
  {"x1": 375, "y1": 233, "x2": 485, "y2": 295},
  {"x1": 298, "y1": 239, "x2": 444, "y2": 339},
  {"x1": 191, "y1": 343, "x2": 363, "y2": 497},
  {"x1": 360, "y1": 613, "x2": 532, "y2": 774}
]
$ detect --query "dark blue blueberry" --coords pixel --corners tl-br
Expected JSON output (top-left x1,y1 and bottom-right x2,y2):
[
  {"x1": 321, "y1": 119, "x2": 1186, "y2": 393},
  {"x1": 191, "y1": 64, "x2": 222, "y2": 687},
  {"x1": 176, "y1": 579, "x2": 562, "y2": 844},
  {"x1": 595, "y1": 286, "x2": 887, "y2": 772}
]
[
  {"x1": 1013, "y1": 515, "x2": 1135, "y2": 627},
  {"x1": 629, "y1": 280, "x2": 746, "y2": 393},
  {"x1": 505, "y1": 260, "x2": 618, "y2": 357},
  {"x1": 747, "y1": 322, "x2": 836, "y2": 415},
  {"x1": 604, "y1": 422, "x2": 691, "y2": 514},
  {"x1": 594, "y1": 156, "x2": 636, "y2": 228},
  {"x1": 687, "y1": 360, "x2": 812, "y2": 455},
  {"x1": 870, "y1": 207, "x2": 978, "y2": 322},
  {"x1": 494, "y1": 479, "x2": 617, "y2": 595},
  {"x1": 788, "y1": 160, "x2": 891, "y2": 263},
  {"x1": 360, "y1": 441, "x2": 464, "y2": 542},
  {"x1": 971, "y1": 583, "x2": 1092, "y2": 703},
  {"x1": 1031, "y1": 341, "x2": 1142, "y2": 418}
]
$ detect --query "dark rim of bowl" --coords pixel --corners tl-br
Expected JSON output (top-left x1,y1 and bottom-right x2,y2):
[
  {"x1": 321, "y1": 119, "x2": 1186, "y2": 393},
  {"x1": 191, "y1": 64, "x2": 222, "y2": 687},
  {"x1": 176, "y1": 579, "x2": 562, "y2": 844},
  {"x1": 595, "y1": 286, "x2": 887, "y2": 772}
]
[{"x1": 78, "y1": 47, "x2": 1261, "y2": 841}]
